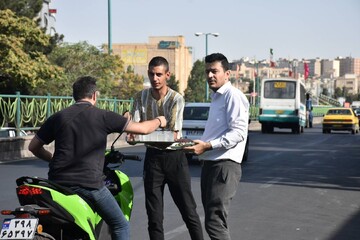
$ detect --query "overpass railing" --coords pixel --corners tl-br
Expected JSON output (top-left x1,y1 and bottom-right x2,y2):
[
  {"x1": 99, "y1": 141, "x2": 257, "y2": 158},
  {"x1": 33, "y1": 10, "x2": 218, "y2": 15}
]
[
  {"x1": 0, "y1": 92, "x2": 133, "y2": 132},
  {"x1": 4, "y1": 92, "x2": 325, "y2": 133},
  {"x1": 318, "y1": 94, "x2": 341, "y2": 107}
]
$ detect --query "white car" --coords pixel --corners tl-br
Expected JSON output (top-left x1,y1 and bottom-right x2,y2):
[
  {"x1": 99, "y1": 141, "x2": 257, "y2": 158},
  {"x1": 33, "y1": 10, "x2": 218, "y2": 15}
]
[
  {"x1": 0, "y1": 127, "x2": 28, "y2": 138},
  {"x1": 182, "y1": 102, "x2": 210, "y2": 141},
  {"x1": 181, "y1": 102, "x2": 249, "y2": 162}
]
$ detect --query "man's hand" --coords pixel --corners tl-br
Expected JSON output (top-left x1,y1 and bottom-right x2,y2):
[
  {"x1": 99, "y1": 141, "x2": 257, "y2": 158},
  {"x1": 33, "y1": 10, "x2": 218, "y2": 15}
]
[
  {"x1": 123, "y1": 111, "x2": 132, "y2": 119},
  {"x1": 126, "y1": 133, "x2": 137, "y2": 145},
  {"x1": 183, "y1": 140, "x2": 212, "y2": 155},
  {"x1": 156, "y1": 116, "x2": 167, "y2": 128}
]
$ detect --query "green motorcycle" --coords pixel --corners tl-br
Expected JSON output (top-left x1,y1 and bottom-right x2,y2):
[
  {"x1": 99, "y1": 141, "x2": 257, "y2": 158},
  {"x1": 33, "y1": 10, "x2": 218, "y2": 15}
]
[{"x1": 0, "y1": 136, "x2": 139, "y2": 240}]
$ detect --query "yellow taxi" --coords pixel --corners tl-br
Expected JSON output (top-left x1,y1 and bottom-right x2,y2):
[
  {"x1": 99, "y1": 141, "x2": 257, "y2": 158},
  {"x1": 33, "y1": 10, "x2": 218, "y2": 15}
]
[{"x1": 322, "y1": 107, "x2": 359, "y2": 134}]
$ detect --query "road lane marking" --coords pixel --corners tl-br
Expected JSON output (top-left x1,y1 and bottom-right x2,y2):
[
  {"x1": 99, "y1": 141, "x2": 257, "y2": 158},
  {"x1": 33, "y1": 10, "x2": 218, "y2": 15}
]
[
  {"x1": 260, "y1": 177, "x2": 283, "y2": 188},
  {"x1": 164, "y1": 216, "x2": 205, "y2": 239}
]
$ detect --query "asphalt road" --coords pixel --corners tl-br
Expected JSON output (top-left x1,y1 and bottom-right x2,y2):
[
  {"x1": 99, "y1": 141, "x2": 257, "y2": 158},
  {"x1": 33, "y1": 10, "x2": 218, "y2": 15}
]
[{"x1": 1, "y1": 123, "x2": 359, "y2": 240}]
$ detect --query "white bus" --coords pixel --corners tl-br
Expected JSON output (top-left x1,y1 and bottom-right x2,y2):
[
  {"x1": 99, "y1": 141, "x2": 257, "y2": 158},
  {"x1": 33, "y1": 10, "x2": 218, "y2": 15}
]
[{"x1": 258, "y1": 78, "x2": 307, "y2": 134}]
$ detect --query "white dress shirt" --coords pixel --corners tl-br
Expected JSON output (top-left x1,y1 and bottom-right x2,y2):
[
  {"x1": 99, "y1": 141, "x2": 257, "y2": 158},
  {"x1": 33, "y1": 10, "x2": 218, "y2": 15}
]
[{"x1": 200, "y1": 81, "x2": 249, "y2": 163}]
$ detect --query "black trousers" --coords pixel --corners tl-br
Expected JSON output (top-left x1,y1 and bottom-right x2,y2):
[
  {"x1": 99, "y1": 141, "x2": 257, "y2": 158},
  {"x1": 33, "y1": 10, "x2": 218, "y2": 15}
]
[{"x1": 143, "y1": 147, "x2": 204, "y2": 240}]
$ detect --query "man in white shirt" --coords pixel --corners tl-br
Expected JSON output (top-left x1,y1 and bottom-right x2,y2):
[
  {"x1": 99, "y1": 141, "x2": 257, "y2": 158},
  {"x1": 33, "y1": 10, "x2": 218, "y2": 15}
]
[{"x1": 185, "y1": 53, "x2": 249, "y2": 240}]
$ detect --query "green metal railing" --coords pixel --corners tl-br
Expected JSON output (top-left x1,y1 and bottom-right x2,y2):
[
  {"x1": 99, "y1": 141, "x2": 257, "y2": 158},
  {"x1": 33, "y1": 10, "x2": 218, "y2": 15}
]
[
  {"x1": 249, "y1": 106, "x2": 259, "y2": 120},
  {"x1": 0, "y1": 92, "x2": 133, "y2": 132},
  {"x1": 1, "y1": 92, "x2": 332, "y2": 136},
  {"x1": 318, "y1": 94, "x2": 341, "y2": 107},
  {"x1": 1, "y1": 93, "x2": 261, "y2": 133},
  {"x1": 5, "y1": 92, "x2": 335, "y2": 135}
]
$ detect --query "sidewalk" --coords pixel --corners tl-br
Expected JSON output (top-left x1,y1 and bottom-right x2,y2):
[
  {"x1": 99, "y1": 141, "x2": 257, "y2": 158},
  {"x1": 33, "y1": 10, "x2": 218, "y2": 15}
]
[
  {"x1": 249, "y1": 120, "x2": 261, "y2": 131},
  {"x1": 248, "y1": 117, "x2": 323, "y2": 132}
]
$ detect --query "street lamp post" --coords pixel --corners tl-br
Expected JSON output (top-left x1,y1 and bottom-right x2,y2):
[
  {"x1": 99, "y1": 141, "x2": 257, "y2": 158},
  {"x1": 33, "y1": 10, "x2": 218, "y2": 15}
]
[
  {"x1": 108, "y1": 0, "x2": 112, "y2": 54},
  {"x1": 195, "y1": 32, "x2": 219, "y2": 101}
]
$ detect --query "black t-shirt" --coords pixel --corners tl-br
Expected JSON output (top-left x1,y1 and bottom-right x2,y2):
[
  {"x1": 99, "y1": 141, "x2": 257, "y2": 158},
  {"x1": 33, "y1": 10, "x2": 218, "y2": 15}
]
[{"x1": 36, "y1": 101, "x2": 129, "y2": 189}]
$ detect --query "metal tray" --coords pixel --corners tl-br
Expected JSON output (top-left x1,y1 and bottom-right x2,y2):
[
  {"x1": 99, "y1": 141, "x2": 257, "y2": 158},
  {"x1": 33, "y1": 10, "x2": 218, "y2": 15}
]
[{"x1": 126, "y1": 130, "x2": 175, "y2": 144}]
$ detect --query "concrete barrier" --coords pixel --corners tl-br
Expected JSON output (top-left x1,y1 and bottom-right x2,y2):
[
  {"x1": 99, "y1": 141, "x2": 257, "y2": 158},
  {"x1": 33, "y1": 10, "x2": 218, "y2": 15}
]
[
  {"x1": 0, "y1": 133, "x2": 128, "y2": 163},
  {"x1": 249, "y1": 117, "x2": 323, "y2": 131}
]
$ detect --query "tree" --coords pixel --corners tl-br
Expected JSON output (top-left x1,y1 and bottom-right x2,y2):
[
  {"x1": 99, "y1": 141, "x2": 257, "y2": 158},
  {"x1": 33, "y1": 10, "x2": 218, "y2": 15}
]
[
  {"x1": 0, "y1": 0, "x2": 64, "y2": 55},
  {"x1": 341, "y1": 86, "x2": 348, "y2": 98},
  {"x1": 322, "y1": 88, "x2": 329, "y2": 96},
  {"x1": 0, "y1": 0, "x2": 43, "y2": 19},
  {"x1": 334, "y1": 87, "x2": 342, "y2": 99},
  {"x1": 167, "y1": 74, "x2": 179, "y2": 92},
  {"x1": 48, "y1": 42, "x2": 144, "y2": 98},
  {"x1": 0, "y1": 9, "x2": 64, "y2": 94},
  {"x1": 184, "y1": 60, "x2": 206, "y2": 102},
  {"x1": 247, "y1": 79, "x2": 254, "y2": 93},
  {"x1": 117, "y1": 65, "x2": 144, "y2": 99}
]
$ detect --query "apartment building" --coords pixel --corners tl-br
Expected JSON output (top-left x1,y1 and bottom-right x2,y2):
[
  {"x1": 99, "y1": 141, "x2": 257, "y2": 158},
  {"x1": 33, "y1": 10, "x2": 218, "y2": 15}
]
[
  {"x1": 39, "y1": 0, "x2": 56, "y2": 36},
  {"x1": 321, "y1": 59, "x2": 340, "y2": 78},
  {"x1": 307, "y1": 58, "x2": 322, "y2": 77},
  {"x1": 337, "y1": 57, "x2": 360, "y2": 77},
  {"x1": 335, "y1": 74, "x2": 360, "y2": 95},
  {"x1": 111, "y1": 36, "x2": 193, "y2": 95}
]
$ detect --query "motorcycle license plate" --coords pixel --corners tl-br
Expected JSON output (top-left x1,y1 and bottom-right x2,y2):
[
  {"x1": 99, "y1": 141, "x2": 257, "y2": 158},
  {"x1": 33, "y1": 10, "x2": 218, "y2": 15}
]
[{"x1": 0, "y1": 218, "x2": 38, "y2": 239}]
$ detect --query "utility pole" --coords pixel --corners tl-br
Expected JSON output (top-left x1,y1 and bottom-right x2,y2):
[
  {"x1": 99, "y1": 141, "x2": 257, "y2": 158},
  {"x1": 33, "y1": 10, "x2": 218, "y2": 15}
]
[
  {"x1": 256, "y1": 62, "x2": 260, "y2": 107},
  {"x1": 194, "y1": 32, "x2": 219, "y2": 101},
  {"x1": 108, "y1": 0, "x2": 112, "y2": 54}
]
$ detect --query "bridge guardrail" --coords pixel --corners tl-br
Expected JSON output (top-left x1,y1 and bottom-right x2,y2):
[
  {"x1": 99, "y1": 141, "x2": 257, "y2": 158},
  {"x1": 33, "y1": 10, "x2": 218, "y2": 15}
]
[
  {"x1": 1, "y1": 92, "x2": 333, "y2": 134},
  {"x1": 0, "y1": 92, "x2": 133, "y2": 133}
]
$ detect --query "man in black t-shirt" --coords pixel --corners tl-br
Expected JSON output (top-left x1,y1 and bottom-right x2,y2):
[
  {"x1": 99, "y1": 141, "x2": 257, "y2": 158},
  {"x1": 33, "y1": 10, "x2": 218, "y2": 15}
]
[{"x1": 28, "y1": 76, "x2": 166, "y2": 240}]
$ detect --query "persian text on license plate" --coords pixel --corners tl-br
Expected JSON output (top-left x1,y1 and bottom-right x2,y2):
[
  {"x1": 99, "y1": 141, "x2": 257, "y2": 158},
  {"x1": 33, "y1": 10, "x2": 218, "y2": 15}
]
[
  {"x1": 0, "y1": 218, "x2": 38, "y2": 240},
  {"x1": 186, "y1": 130, "x2": 203, "y2": 135}
]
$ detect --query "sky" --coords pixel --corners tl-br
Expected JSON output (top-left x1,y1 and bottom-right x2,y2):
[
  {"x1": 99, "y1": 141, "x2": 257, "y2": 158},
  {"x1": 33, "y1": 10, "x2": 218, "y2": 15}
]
[{"x1": 51, "y1": 0, "x2": 360, "y2": 62}]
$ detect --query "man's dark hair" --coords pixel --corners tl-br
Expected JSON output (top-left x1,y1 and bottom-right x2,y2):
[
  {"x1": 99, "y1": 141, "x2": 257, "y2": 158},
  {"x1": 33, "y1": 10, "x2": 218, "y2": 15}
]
[
  {"x1": 148, "y1": 56, "x2": 169, "y2": 72},
  {"x1": 72, "y1": 76, "x2": 97, "y2": 101},
  {"x1": 205, "y1": 53, "x2": 230, "y2": 71}
]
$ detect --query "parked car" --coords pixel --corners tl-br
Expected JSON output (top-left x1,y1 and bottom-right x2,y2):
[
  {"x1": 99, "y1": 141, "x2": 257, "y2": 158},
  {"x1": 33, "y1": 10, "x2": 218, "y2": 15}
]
[
  {"x1": 0, "y1": 127, "x2": 28, "y2": 138},
  {"x1": 182, "y1": 102, "x2": 249, "y2": 162},
  {"x1": 182, "y1": 102, "x2": 210, "y2": 141},
  {"x1": 322, "y1": 108, "x2": 359, "y2": 134},
  {"x1": 350, "y1": 101, "x2": 360, "y2": 110},
  {"x1": 354, "y1": 108, "x2": 360, "y2": 121}
]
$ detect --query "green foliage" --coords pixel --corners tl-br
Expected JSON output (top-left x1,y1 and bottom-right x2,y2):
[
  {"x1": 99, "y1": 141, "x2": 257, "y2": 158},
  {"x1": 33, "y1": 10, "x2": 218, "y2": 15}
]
[
  {"x1": 0, "y1": 0, "x2": 64, "y2": 55},
  {"x1": 322, "y1": 88, "x2": 329, "y2": 96},
  {"x1": 184, "y1": 60, "x2": 207, "y2": 102},
  {"x1": 48, "y1": 42, "x2": 144, "y2": 99},
  {"x1": 47, "y1": 42, "x2": 119, "y2": 96},
  {"x1": 0, "y1": 0, "x2": 43, "y2": 19},
  {"x1": 0, "y1": 9, "x2": 64, "y2": 94},
  {"x1": 167, "y1": 74, "x2": 179, "y2": 92},
  {"x1": 334, "y1": 86, "x2": 349, "y2": 99},
  {"x1": 345, "y1": 93, "x2": 360, "y2": 103},
  {"x1": 117, "y1": 65, "x2": 144, "y2": 99},
  {"x1": 334, "y1": 87, "x2": 342, "y2": 99},
  {"x1": 247, "y1": 79, "x2": 254, "y2": 93}
]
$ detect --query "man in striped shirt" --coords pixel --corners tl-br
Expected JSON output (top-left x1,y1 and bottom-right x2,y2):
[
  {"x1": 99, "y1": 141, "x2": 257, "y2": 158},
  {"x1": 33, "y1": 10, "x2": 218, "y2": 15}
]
[{"x1": 131, "y1": 56, "x2": 203, "y2": 240}]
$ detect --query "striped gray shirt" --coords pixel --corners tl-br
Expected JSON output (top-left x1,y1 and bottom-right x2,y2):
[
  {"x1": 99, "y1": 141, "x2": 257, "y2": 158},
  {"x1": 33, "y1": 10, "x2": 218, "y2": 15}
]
[{"x1": 131, "y1": 88, "x2": 184, "y2": 137}]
